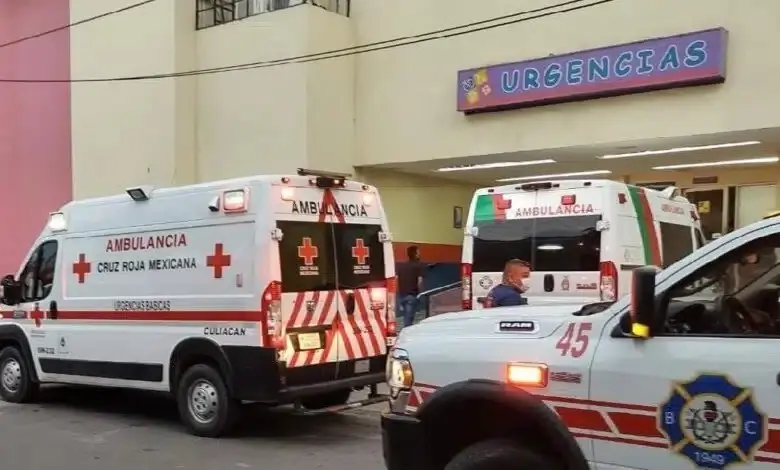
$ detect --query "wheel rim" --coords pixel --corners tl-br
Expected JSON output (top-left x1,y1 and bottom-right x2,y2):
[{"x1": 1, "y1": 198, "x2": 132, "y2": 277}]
[
  {"x1": 187, "y1": 379, "x2": 219, "y2": 424},
  {"x1": 1, "y1": 358, "x2": 22, "y2": 393}
]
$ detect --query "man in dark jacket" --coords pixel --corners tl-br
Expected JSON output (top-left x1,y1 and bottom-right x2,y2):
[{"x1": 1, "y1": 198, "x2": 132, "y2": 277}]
[
  {"x1": 485, "y1": 259, "x2": 530, "y2": 307},
  {"x1": 397, "y1": 245, "x2": 425, "y2": 327}
]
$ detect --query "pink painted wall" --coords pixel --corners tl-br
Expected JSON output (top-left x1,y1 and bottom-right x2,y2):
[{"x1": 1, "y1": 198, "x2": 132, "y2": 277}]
[{"x1": 0, "y1": 0, "x2": 72, "y2": 275}]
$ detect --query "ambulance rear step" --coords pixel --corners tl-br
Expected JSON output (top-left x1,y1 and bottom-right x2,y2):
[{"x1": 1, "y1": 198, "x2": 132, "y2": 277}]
[{"x1": 292, "y1": 383, "x2": 388, "y2": 416}]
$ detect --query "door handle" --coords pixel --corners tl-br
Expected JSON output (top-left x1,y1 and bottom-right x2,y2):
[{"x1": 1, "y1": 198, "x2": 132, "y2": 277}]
[
  {"x1": 544, "y1": 274, "x2": 554, "y2": 292},
  {"x1": 48, "y1": 300, "x2": 58, "y2": 320},
  {"x1": 345, "y1": 293, "x2": 356, "y2": 315}
]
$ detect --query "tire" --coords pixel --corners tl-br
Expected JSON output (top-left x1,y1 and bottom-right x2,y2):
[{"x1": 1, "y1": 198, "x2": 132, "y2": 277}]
[
  {"x1": 300, "y1": 388, "x2": 352, "y2": 410},
  {"x1": 176, "y1": 363, "x2": 239, "y2": 437},
  {"x1": 0, "y1": 346, "x2": 39, "y2": 403},
  {"x1": 445, "y1": 439, "x2": 559, "y2": 470}
]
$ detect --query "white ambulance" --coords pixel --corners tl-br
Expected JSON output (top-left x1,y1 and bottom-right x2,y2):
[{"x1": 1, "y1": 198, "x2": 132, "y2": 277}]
[
  {"x1": 383, "y1": 215, "x2": 780, "y2": 470},
  {"x1": 0, "y1": 169, "x2": 396, "y2": 437},
  {"x1": 461, "y1": 180, "x2": 704, "y2": 308}
]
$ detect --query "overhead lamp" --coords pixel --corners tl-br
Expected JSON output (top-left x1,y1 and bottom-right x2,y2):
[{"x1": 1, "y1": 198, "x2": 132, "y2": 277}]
[
  {"x1": 652, "y1": 157, "x2": 779, "y2": 170},
  {"x1": 496, "y1": 170, "x2": 611, "y2": 183},
  {"x1": 599, "y1": 141, "x2": 761, "y2": 159},
  {"x1": 436, "y1": 159, "x2": 555, "y2": 172}
]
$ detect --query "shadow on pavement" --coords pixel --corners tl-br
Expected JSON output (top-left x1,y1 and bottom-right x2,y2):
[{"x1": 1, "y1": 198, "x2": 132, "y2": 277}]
[{"x1": 33, "y1": 385, "x2": 379, "y2": 442}]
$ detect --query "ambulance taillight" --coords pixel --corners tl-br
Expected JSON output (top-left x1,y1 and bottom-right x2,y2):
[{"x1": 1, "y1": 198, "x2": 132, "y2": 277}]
[
  {"x1": 461, "y1": 263, "x2": 473, "y2": 310},
  {"x1": 386, "y1": 277, "x2": 397, "y2": 341},
  {"x1": 599, "y1": 261, "x2": 618, "y2": 301},
  {"x1": 560, "y1": 194, "x2": 576, "y2": 205},
  {"x1": 261, "y1": 281, "x2": 285, "y2": 349}
]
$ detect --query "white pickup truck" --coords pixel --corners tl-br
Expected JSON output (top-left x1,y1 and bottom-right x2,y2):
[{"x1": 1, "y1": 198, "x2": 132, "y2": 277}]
[{"x1": 381, "y1": 216, "x2": 780, "y2": 470}]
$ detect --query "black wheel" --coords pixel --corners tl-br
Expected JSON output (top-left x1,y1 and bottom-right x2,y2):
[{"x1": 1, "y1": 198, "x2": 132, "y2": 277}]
[
  {"x1": 176, "y1": 363, "x2": 239, "y2": 437},
  {"x1": 0, "y1": 346, "x2": 39, "y2": 403},
  {"x1": 300, "y1": 388, "x2": 352, "y2": 410},
  {"x1": 445, "y1": 439, "x2": 559, "y2": 470}
]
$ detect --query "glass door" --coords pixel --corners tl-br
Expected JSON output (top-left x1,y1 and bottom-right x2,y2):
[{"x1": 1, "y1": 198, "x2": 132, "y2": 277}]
[{"x1": 682, "y1": 188, "x2": 727, "y2": 240}]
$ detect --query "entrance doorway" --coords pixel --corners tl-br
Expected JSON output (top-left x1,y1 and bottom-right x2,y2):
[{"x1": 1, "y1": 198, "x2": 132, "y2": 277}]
[{"x1": 683, "y1": 188, "x2": 727, "y2": 240}]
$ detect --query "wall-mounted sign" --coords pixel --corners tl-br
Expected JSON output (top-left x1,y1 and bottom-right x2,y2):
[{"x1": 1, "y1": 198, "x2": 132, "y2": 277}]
[{"x1": 457, "y1": 28, "x2": 727, "y2": 114}]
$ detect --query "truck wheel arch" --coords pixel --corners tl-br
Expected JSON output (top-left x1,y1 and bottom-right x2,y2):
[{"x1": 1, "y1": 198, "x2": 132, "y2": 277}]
[
  {"x1": 168, "y1": 338, "x2": 234, "y2": 395},
  {"x1": 416, "y1": 379, "x2": 589, "y2": 470},
  {"x1": 0, "y1": 324, "x2": 39, "y2": 383}
]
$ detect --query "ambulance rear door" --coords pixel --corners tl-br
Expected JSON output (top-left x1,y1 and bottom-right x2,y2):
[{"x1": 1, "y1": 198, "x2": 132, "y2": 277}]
[
  {"x1": 470, "y1": 181, "x2": 604, "y2": 303},
  {"x1": 273, "y1": 176, "x2": 388, "y2": 382}
]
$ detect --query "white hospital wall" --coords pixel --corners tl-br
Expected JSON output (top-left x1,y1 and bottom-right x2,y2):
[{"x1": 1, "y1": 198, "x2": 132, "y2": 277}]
[{"x1": 352, "y1": 0, "x2": 780, "y2": 165}]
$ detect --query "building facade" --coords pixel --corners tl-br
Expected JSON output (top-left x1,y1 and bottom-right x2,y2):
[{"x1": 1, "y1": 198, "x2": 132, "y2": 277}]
[{"x1": 3, "y1": 0, "x2": 779, "y2": 271}]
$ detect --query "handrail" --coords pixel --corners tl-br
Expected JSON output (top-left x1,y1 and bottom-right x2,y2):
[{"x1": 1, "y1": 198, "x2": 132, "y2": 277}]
[{"x1": 417, "y1": 281, "x2": 462, "y2": 300}]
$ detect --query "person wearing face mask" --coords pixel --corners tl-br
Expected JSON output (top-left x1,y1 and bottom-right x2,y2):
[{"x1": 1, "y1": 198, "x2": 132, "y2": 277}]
[{"x1": 484, "y1": 259, "x2": 531, "y2": 308}]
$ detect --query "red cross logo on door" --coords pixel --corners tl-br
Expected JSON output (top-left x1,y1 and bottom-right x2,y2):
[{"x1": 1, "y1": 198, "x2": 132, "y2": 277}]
[
  {"x1": 351, "y1": 239, "x2": 370, "y2": 265},
  {"x1": 206, "y1": 243, "x2": 232, "y2": 279},
  {"x1": 298, "y1": 238, "x2": 319, "y2": 266},
  {"x1": 30, "y1": 304, "x2": 44, "y2": 328},
  {"x1": 72, "y1": 253, "x2": 91, "y2": 284}
]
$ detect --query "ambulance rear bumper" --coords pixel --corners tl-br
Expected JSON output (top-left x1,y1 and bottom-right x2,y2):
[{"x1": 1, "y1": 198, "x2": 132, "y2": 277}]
[{"x1": 281, "y1": 372, "x2": 385, "y2": 399}]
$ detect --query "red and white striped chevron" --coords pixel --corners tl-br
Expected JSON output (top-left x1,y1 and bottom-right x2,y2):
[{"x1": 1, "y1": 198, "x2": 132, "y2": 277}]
[{"x1": 283, "y1": 289, "x2": 388, "y2": 368}]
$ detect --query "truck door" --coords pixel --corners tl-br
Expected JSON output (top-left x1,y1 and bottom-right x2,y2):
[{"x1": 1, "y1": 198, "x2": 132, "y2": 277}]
[
  {"x1": 4, "y1": 240, "x2": 61, "y2": 381},
  {"x1": 589, "y1": 228, "x2": 780, "y2": 469}
]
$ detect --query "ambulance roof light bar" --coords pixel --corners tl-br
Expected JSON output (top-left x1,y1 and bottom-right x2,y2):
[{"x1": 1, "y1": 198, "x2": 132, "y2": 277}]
[
  {"x1": 296, "y1": 168, "x2": 352, "y2": 179},
  {"x1": 126, "y1": 185, "x2": 154, "y2": 202},
  {"x1": 48, "y1": 212, "x2": 67, "y2": 232},
  {"x1": 298, "y1": 168, "x2": 349, "y2": 189}
]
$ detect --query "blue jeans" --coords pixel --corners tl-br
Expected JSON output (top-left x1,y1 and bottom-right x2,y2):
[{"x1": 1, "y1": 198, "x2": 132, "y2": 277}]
[{"x1": 398, "y1": 294, "x2": 419, "y2": 328}]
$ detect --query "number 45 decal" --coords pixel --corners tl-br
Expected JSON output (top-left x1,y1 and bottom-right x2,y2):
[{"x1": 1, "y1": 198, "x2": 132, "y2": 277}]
[{"x1": 555, "y1": 322, "x2": 592, "y2": 358}]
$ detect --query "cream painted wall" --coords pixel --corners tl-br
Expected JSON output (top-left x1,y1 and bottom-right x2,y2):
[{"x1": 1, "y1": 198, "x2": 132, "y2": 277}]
[
  {"x1": 195, "y1": 5, "x2": 355, "y2": 180},
  {"x1": 357, "y1": 168, "x2": 478, "y2": 245},
  {"x1": 70, "y1": 0, "x2": 196, "y2": 199},
  {"x1": 352, "y1": 0, "x2": 780, "y2": 165}
]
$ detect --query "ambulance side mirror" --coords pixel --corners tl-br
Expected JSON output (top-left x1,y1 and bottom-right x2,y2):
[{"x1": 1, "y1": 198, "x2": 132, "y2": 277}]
[
  {"x1": 629, "y1": 266, "x2": 660, "y2": 339},
  {"x1": 0, "y1": 274, "x2": 21, "y2": 306}
]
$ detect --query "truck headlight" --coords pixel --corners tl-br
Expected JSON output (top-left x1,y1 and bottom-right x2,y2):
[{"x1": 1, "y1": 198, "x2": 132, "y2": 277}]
[{"x1": 386, "y1": 348, "x2": 414, "y2": 390}]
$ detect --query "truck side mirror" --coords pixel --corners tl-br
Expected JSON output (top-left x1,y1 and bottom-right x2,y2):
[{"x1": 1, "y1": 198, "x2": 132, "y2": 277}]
[
  {"x1": 629, "y1": 266, "x2": 660, "y2": 339},
  {"x1": 0, "y1": 275, "x2": 21, "y2": 306}
]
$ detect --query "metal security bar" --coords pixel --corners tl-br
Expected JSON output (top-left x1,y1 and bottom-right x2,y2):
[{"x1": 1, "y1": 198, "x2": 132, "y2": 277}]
[
  {"x1": 417, "y1": 281, "x2": 463, "y2": 319},
  {"x1": 196, "y1": 0, "x2": 350, "y2": 29}
]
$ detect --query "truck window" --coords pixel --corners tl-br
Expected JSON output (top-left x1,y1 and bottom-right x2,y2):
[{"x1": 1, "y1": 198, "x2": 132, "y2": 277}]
[
  {"x1": 472, "y1": 216, "x2": 601, "y2": 272},
  {"x1": 277, "y1": 221, "x2": 385, "y2": 292},
  {"x1": 659, "y1": 222, "x2": 694, "y2": 267},
  {"x1": 19, "y1": 240, "x2": 58, "y2": 302}
]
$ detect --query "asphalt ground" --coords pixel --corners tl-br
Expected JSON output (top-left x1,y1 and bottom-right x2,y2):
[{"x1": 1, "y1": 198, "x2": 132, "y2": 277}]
[{"x1": 0, "y1": 385, "x2": 387, "y2": 470}]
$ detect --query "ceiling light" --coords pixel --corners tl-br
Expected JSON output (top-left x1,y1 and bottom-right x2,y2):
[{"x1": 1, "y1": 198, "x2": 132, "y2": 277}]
[
  {"x1": 652, "y1": 157, "x2": 779, "y2": 170},
  {"x1": 537, "y1": 244, "x2": 564, "y2": 251},
  {"x1": 599, "y1": 141, "x2": 761, "y2": 159},
  {"x1": 436, "y1": 159, "x2": 555, "y2": 172},
  {"x1": 496, "y1": 170, "x2": 611, "y2": 182}
]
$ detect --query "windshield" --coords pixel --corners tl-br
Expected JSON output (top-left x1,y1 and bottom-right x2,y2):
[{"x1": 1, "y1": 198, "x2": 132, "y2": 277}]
[
  {"x1": 472, "y1": 215, "x2": 601, "y2": 272},
  {"x1": 277, "y1": 221, "x2": 386, "y2": 292}
]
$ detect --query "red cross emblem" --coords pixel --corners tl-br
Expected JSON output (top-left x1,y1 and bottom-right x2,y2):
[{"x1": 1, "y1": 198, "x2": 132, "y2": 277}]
[
  {"x1": 298, "y1": 238, "x2": 319, "y2": 266},
  {"x1": 72, "y1": 253, "x2": 91, "y2": 283},
  {"x1": 351, "y1": 239, "x2": 370, "y2": 265},
  {"x1": 30, "y1": 305, "x2": 44, "y2": 328},
  {"x1": 206, "y1": 243, "x2": 232, "y2": 279}
]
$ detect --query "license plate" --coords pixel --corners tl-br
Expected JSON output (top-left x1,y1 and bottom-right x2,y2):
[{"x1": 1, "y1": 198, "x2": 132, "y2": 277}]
[
  {"x1": 354, "y1": 359, "x2": 370, "y2": 374},
  {"x1": 297, "y1": 332, "x2": 322, "y2": 351}
]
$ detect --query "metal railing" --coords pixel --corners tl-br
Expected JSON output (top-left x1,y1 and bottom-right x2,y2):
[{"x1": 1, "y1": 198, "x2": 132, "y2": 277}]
[
  {"x1": 417, "y1": 281, "x2": 462, "y2": 319},
  {"x1": 196, "y1": 0, "x2": 350, "y2": 30}
]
